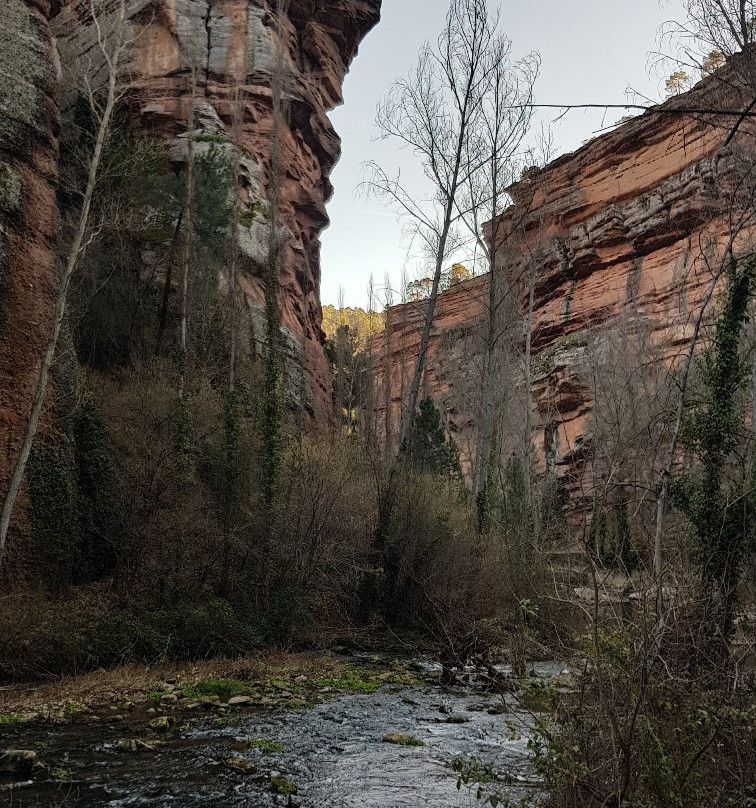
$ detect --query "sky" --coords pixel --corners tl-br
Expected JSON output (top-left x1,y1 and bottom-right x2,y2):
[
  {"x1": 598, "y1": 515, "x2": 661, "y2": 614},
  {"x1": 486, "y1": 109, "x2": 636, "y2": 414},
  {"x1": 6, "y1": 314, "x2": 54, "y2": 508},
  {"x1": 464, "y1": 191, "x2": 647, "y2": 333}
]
[{"x1": 320, "y1": 0, "x2": 688, "y2": 308}]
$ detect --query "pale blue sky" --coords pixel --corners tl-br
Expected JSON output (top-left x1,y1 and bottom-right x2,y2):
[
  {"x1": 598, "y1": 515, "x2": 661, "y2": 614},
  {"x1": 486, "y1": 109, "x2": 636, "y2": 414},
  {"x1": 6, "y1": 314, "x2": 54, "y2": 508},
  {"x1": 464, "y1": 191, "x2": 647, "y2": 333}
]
[{"x1": 320, "y1": 0, "x2": 688, "y2": 307}]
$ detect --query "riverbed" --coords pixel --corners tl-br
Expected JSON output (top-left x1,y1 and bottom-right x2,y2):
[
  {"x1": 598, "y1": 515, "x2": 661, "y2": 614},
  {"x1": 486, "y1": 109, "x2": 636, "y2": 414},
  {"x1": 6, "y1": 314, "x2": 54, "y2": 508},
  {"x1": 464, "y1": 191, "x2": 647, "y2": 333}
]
[{"x1": 1, "y1": 658, "x2": 563, "y2": 807}]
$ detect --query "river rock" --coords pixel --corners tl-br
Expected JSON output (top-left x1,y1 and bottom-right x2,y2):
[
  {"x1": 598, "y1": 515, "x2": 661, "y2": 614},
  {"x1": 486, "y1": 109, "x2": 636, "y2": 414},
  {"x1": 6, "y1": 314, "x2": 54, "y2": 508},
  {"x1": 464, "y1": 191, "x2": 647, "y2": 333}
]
[
  {"x1": 0, "y1": 750, "x2": 39, "y2": 774},
  {"x1": 136, "y1": 740, "x2": 163, "y2": 752},
  {"x1": 382, "y1": 733, "x2": 424, "y2": 746},
  {"x1": 228, "y1": 696, "x2": 253, "y2": 706},
  {"x1": 148, "y1": 716, "x2": 171, "y2": 732},
  {"x1": 224, "y1": 756, "x2": 255, "y2": 773},
  {"x1": 271, "y1": 682, "x2": 291, "y2": 693},
  {"x1": 115, "y1": 739, "x2": 138, "y2": 753}
]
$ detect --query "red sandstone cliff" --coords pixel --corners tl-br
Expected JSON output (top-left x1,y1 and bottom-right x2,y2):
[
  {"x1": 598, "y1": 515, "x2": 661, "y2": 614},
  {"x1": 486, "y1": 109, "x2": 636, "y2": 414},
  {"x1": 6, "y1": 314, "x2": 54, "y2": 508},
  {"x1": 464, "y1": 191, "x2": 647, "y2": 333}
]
[
  {"x1": 370, "y1": 54, "x2": 755, "y2": 503},
  {"x1": 0, "y1": 0, "x2": 60, "y2": 521},
  {"x1": 53, "y1": 0, "x2": 381, "y2": 418}
]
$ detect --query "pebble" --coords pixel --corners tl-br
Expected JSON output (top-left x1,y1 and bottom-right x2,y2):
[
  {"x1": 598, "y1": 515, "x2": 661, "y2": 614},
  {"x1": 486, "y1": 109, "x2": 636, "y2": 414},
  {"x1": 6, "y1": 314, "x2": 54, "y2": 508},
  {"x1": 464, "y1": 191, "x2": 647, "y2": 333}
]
[
  {"x1": 228, "y1": 696, "x2": 253, "y2": 706},
  {"x1": 148, "y1": 716, "x2": 171, "y2": 732}
]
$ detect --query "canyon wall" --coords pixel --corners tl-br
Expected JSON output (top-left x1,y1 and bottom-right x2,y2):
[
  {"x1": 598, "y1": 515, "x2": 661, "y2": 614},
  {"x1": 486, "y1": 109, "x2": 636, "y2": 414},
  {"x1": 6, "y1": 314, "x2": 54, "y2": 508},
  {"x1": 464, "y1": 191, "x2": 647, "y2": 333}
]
[
  {"x1": 370, "y1": 55, "x2": 755, "y2": 504},
  {"x1": 0, "y1": 1, "x2": 60, "y2": 522},
  {"x1": 0, "y1": 0, "x2": 379, "y2": 551},
  {"x1": 53, "y1": 0, "x2": 381, "y2": 418}
]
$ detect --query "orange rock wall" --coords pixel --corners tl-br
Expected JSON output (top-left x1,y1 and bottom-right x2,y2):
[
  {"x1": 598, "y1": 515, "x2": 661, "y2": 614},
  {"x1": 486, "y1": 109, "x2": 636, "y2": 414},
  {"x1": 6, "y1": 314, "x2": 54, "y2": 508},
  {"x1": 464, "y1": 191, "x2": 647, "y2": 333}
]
[
  {"x1": 370, "y1": 56, "x2": 755, "y2": 500},
  {"x1": 53, "y1": 0, "x2": 381, "y2": 418},
  {"x1": 0, "y1": 0, "x2": 60, "y2": 515}
]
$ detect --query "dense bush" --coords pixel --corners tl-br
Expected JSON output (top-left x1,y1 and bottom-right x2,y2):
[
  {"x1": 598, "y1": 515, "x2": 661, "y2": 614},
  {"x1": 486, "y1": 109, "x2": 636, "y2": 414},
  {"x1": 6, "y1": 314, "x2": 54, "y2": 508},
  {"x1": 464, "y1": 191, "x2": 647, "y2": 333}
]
[
  {"x1": 529, "y1": 617, "x2": 756, "y2": 808},
  {"x1": 0, "y1": 593, "x2": 260, "y2": 678}
]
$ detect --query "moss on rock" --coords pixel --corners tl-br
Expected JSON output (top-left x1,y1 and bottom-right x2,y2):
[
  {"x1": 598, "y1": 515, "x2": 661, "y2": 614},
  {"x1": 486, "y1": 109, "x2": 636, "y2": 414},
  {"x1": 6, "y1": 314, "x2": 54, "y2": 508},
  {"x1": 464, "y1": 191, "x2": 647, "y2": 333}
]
[
  {"x1": 0, "y1": 163, "x2": 23, "y2": 213},
  {"x1": 0, "y1": 0, "x2": 48, "y2": 149}
]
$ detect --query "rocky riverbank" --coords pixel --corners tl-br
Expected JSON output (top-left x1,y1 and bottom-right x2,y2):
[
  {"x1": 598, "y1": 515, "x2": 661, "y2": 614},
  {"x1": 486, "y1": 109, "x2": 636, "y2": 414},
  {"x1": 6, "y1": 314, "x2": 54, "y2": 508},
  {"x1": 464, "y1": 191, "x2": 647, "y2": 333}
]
[{"x1": 0, "y1": 651, "x2": 570, "y2": 807}]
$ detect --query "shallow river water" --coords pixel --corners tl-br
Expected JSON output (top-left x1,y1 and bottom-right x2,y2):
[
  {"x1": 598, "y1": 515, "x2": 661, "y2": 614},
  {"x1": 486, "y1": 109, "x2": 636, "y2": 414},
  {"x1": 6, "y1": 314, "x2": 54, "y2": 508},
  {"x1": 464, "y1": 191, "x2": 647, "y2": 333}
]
[{"x1": 1, "y1": 659, "x2": 563, "y2": 808}]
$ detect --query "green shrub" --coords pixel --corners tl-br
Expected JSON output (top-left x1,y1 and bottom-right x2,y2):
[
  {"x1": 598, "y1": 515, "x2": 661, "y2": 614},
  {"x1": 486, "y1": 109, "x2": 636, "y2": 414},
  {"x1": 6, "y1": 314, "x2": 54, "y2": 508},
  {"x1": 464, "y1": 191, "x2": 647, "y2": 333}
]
[
  {"x1": 533, "y1": 627, "x2": 756, "y2": 808},
  {"x1": 262, "y1": 584, "x2": 314, "y2": 648},
  {"x1": 141, "y1": 598, "x2": 261, "y2": 660},
  {"x1": 26, "y1": 436, "x2": 79, "y2": 591},
  {"x1": 247, "y1": 738, "x2": 284, "y2": 753},
  {"x1": 73, "y1": 392, "x2": 121, "y2": 582},
  {"x1": 270, "y1": 776, "x2": 297, "y2": 795}
]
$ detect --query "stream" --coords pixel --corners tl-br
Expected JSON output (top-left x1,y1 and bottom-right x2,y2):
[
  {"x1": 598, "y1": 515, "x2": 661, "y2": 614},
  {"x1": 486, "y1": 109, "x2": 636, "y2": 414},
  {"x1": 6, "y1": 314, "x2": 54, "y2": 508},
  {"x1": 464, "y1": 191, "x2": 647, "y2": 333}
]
[{"x1": 1, "y1": 657, "x2": 564, "y2": 807}]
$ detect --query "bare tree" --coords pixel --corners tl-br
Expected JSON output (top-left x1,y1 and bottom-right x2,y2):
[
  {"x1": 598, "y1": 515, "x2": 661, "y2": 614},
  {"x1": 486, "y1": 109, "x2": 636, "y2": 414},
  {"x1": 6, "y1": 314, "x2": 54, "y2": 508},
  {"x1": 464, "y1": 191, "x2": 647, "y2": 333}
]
[
  {"x1": 178, "y1": 66, "x2": 197, "y2": 408},
  {"x1": 660, "y1": 0, "x2": 755, "y2": 141},
  {"x1": 662, "y1": 0, "x2": 754, "y2": 60},
  {"x1": 650, "y1": 1, "x2": 756, "y2": 624},
  {"x1": 455, "y1": 37, "x2": 539, "y2": 517},
  {"x1": 362, "y1": 0, "x2": 499, "y2": 614},
  {"x1": 0, "y1": 0, "x2": 130, "y2": 562},
  {"x1": 368, "y1": 0, "x2": 494, "y2": 454}
]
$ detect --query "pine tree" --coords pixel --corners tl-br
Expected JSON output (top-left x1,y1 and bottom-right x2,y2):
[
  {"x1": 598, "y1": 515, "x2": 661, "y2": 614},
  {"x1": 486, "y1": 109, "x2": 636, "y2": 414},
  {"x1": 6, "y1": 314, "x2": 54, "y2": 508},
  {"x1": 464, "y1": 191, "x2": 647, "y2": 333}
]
[{"x1": 406, "y1": 397, "x2": 462, "y2": 479}]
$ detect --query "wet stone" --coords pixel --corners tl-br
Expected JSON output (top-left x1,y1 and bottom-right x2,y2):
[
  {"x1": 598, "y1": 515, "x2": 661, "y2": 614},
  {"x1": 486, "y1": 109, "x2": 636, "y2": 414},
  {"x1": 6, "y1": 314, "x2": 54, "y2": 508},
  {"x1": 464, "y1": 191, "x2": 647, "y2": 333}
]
[
  {"x1": 148, "y1": 716, "x2": 171, "y2": 732},
  {"x1": 228, "y1": 696, "x2": 254, "y2": 706},
  {"x1": 115, "y1": 739, "x2": 138, "y2": 753},
  {"x1": 0, "y1": 750, "x2": 38, "y2": 774},
  {"x1": 225, "y1": 756, "x2": 255, "y2": 773}
]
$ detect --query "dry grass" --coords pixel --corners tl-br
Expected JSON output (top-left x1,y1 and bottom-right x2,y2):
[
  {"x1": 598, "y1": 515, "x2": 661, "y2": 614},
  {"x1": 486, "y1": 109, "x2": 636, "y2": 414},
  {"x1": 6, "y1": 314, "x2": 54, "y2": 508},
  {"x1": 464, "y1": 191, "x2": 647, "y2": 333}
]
[{"x1": 0, "y1": 652, "x2": 347, "y2": 714}]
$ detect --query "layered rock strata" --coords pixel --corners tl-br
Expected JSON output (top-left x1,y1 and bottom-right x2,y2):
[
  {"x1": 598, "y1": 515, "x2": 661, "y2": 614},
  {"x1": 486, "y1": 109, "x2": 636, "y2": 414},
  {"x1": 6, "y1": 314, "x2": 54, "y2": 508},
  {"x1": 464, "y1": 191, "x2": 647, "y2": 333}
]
[
  {"x1": 53, "y1": 0, "x2": 381, "y2": 418},
  {"x1": 370, "y1": 55, "x2": 755, "y2": 505}
]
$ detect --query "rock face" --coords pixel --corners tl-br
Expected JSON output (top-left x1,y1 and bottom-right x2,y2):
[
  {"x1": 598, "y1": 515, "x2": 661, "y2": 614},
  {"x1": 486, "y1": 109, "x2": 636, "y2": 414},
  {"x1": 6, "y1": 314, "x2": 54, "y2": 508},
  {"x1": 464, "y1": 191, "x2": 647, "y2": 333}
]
[
  {"x1": 370, "y1": 55, "x2": 755, "y2": 506},
  {"x1": 0, "y1": 0, "x2": 60, "y2": 515},
  {"x1": 53, "y1": 0, "x2": 381, "y2": 419}
]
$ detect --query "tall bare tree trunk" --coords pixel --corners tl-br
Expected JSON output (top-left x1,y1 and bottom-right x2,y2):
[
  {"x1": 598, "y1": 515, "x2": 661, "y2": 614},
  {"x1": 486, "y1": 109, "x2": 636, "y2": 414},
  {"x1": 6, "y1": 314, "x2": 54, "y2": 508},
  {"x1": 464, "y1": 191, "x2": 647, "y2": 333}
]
[
  {"x1": 474, "y1": 249, "x2": 498, "y2": 512},
  {"x1": 0, "y1": 0, "x2": 127, "y2": 563},
  {"x1": 178, "y1": 66, "x2": 197, "y2": 405},
  {"x1": 155, "y1": 206, "x2": 185, "y2": 353},
  {"x1": 523, "y1": 259, "x2": 536, "y2": 499},
  {"x1": 462, "y1": 44, "x2": 538, "y2": 517},
  {"x1": 653, "y1": 264, "x2": 726, "y2": 623},
  {"x1": 383, "y1": 305, "x2": 393, "y2": 450}
]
